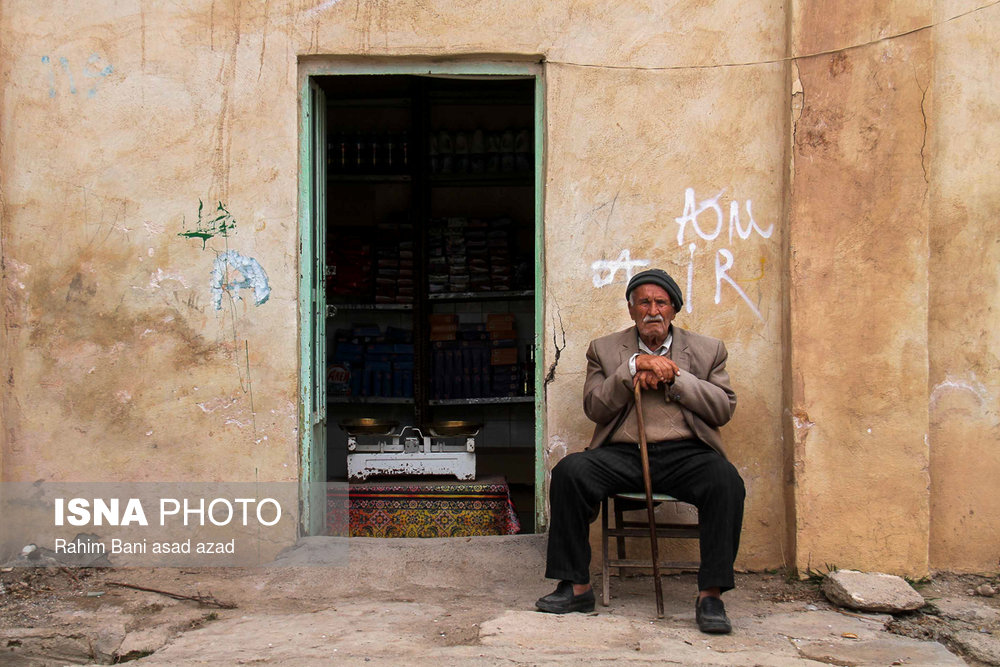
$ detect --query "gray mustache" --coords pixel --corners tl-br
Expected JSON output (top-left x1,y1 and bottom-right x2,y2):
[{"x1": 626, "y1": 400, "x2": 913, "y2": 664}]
[{"x1": 642, "y1": 315, "x2": 664, "y2": 323}]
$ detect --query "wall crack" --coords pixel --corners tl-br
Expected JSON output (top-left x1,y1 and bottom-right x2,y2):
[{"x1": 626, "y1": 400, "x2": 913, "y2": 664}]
[
  {"x1": 544, "y1": 307, "x2": 566, "y2": 393},
  {"x1": 916, "y1": 71, "x2": 930, "y2": 185}
]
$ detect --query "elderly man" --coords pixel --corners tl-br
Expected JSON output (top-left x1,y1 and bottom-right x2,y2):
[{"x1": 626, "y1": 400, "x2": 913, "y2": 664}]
[{"x1": 535, "y1": 268, "x2": 745, "y2": 634}]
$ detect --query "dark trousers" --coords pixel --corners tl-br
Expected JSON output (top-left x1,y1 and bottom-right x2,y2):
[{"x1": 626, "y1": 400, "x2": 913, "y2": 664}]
[{"x1": 545, "y1": 439, "x2": 745, "y2": 592}]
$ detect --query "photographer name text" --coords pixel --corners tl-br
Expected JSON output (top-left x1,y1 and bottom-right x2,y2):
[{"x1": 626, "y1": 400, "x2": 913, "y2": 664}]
[{"x1": 54, "y1": 538, "x2": 235, "y2": 555}]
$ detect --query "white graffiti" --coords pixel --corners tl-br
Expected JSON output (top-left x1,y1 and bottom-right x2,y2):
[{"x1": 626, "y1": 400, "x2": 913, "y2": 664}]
[
  {"x1": 930, "y1": 373, "x2": 991, "y2": 407},
  {"x1": 685, "y1": 243, "x2": 696, "y2": 313},
  {"x1": 715, "y1": 248, "x2": 761, "y2": 319},
  {"x1": 211, "y1": 251, "x2": 271, "y2": 310},
  {"x1": 302, "y1": 0, "x2": 345, "y2": 18},
  {"x1": 147, "y1": 268, "x2": 190, "y2": 290},
  {"x1": 676, "y1": 188, "x2": 772, "y2": 321},
  {"x1": 591, "y1": 249, "x2": 649, "y2": 288},
  {"x1": 674, "y1": 188, "x2": 773, "y2": 246},
  {"x1": 588, "y1": 188, "x2": 774, "y2": 322},
  {"x1": 675, "y1": 189, "x2": 724, "y2": 244}
]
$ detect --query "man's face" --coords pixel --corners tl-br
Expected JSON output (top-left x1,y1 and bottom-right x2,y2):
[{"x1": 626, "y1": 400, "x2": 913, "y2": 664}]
[{"x1": 628, "y1": 283, "x2": 676, "y2": 343}]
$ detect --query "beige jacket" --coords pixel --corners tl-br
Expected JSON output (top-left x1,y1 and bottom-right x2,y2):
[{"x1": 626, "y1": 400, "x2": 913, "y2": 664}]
[{"x1": 582, "y1": 325, "x2": 737, "y2": 457}]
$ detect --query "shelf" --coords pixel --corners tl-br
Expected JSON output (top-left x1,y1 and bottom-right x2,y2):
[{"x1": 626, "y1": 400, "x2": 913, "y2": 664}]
[
  {"x1": 328, "y1": 303, "x2": 413, "y2": 313},
  {"x1": 322, "y1": 76, "x2": 537, "y2": 433},
  {"x1": 328, "y1": 174, "x2": 412, "y2": 183},
  {"x1": 427, "y1": 173, "x2": 532, "y2": 187},
  {"x1": 427, "y1": 90, "x2": 533, "y2": 106},
  {"x1": 328, "y1": 396, "x2": 414, "y2": 405},
  {"x1": 428, "y1": 396, "x2": 535, "y2": 406},
  {"x1": 427, "y1": 290, "x2": 533, "y2": 302},
  {"x1": 327, "y1": 97, "x2": 412, "y2": 108}
]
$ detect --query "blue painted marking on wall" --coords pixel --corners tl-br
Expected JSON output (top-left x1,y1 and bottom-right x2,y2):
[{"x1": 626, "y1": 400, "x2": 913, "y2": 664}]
[
  {"x1": 42, "y1": 56, "x2": 56, "y2": 97},
  {"x1": 58, "y1": 57, "x2": 77, "y2": 95},
  {"x1": 84, "y1": 53, "x2": 114, "y2": 98},
  {"x1": 211, "y1": 251, "x2": 271, "y2": 310},
  {"x1": 42, "y1": 53, "x2": 113, "y2": 97}
]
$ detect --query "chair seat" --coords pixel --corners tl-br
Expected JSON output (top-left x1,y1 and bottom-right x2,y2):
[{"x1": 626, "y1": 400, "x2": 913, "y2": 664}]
[{"x1": 613, "y1": 491, "x2": 679, "y2": 503}]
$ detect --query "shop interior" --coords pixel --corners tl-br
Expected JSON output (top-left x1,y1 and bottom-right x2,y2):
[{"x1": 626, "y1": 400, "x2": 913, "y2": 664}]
[{"x1": 319, "y1": 74, "x2": 537, "y2": 535}]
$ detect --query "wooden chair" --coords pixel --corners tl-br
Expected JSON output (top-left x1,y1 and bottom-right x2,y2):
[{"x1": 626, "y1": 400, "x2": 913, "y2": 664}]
[{"x1": 600, "y1": 492, "x2": 700, "y2": 608}]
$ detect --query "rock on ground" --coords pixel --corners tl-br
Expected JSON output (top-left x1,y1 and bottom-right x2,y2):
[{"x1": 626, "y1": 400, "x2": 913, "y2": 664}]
[{"x1": 822, "y1": 569, "x2": 925, "y2": 613}]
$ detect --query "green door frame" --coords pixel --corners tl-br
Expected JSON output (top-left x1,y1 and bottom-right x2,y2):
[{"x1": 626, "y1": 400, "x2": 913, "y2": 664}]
[
  {"x1": 297, "y1": 79, "x2": 329, "y2": 537},
  {"x1": 297, "y1": 58, "x2": 547, "y2": 535}
]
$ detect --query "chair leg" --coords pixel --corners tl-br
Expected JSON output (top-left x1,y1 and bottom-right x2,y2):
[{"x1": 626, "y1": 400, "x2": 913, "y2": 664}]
[
  {"x1": 601, "y1": 497, "x2": 610, "y2": 606},
  {"x1": 614, "y1": 500, "x2": 627, "y2": 568}
]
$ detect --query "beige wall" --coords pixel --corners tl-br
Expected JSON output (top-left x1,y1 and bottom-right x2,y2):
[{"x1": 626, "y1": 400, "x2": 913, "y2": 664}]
[
  {"x1": 788, "y1": 1, "x2": 934, "y2": 577},
  {"x1": 1, "y1": 0, "x2": 997, "y2": 575},
  {"x1": 928, "y1": 0, "x2": 1000, "y2": 573}
]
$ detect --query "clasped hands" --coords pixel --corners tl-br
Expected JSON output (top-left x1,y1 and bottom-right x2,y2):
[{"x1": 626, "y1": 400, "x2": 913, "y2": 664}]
[{"x1": 633, "y1": 353, "x2": 680, "y2": 391}]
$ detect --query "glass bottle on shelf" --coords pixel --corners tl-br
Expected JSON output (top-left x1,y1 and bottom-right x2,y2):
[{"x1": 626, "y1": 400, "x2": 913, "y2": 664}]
[
  {"x1": 501, "y1": 130, "x2": 515, "y2": 173},
  {"x1": 336, "y1": 132, "x2": 350, "y2": 173},
  {"x1": 471, "y1": 129, "x2": 485, "y2": 174},
  {"x1": 367, "y1": 131, "x2": 379, "y2": 173},
  {"x1": 438, "y1": 130, "x2": 453, "y2": 174},
  {"x1": 455, "y1": 131, "x2": 469, "y2": 174},
  {"x1": 385, "y1": 132, "x2": 395, "y2": 173},
  {"x1": 522, "y1": 343, "x2": 535, "y2": 396},
  {"x1": 427, "y1": 131, "x2": 439, "y2": 174},
  {"x1": 353, "y1": 131, "x2": 364, "y2": 173}
]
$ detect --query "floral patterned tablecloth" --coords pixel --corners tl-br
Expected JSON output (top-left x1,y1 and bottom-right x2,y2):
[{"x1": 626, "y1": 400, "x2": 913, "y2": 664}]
[{"x1": 326, "y1": 475, "x2": 520, "y2": 538}]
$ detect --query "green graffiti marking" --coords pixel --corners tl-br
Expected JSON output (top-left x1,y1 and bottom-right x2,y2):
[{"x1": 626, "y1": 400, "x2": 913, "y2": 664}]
[{"x1": 178, "y1": 200, "x2": 237, "y2": 249}]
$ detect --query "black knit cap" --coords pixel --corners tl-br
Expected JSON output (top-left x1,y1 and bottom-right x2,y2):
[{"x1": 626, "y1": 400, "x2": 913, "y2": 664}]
[{"x1": 625, "y1": 268, "x2": 684, "y2": 311}]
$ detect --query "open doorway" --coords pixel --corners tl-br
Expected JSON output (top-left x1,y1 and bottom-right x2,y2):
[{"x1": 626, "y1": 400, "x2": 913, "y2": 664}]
[{"x1": 300, "y1": 65, "x2": 543, "y2": 537}]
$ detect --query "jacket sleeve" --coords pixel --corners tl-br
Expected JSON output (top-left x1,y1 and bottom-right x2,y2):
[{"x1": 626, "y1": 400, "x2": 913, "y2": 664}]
[
  {"x1": 668, "y1": 339, "x2": 736, "y2": 427},
  {"x1": 582, "y1": 339, "x2": 634, "y2": 425}
]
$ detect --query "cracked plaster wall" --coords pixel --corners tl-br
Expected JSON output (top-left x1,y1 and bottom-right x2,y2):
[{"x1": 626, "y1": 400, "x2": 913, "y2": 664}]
[
  {"x1": 927, "y1": 2, "x2": 1000, "y2": 573},
  {"x1": 0, "y1": 0, "x2": 997, "y2": 574},
  {"x1": 788, "y1": 0, "x2": 934, "y2": 576},
  {"x1": 788, "y1": 0, "x2": 1000, "y2": 576}
]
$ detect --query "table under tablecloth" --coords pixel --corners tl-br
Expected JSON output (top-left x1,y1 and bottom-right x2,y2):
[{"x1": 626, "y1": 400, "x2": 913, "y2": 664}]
[{"x1": 326, "y1": 475, "x2": 520, "y2": 537}]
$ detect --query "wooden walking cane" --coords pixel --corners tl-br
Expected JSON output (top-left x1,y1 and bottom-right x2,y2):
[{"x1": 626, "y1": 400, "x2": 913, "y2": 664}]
[{"x1": 633, "y1": 382, "x2": 665, "y2": 618}]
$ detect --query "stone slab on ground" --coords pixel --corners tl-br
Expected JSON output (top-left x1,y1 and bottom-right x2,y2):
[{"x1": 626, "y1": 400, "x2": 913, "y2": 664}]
[
  {"x1": 931, "y1": 596, "x2": 1000, "y2": 626},
  {"x1": 1, "y1": 627, "x2": 98, "y2": 666},
  {"x1": 136, "y1": 604, "x2": 836, "y2": 666},
  {"x1": 133, "y1": 599, "x2": 971, "y2": 667},
  {"x1": 949, "y1": 629, "x2": 1000, "y2": 666},
  {"x1": 116, "y1": 626, "x2": 174, "y2": 661},
  {"x1": 740, "y1": 609, "x2": 887, "y2": 642},
  {"x1": 821, "y1": 569, "x2": 926, "y2": 612},
  {"x1": 795, "y1": 636, "x2": 965, "y2": 666}
]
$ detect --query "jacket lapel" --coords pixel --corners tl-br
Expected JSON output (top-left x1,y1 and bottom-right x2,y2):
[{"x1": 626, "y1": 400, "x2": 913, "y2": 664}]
[
  {"x1": 618, "y1": 327, "x2": 639, "y2": 366},
  {"x1": 671, "y1": 326, "x2": 692, "y2": 373}
]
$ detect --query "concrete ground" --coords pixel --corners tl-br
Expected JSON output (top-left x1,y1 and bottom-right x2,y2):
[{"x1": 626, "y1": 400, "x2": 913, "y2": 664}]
[{"x1": 3, "y1": 535, "x2": 999, "y2": 666}]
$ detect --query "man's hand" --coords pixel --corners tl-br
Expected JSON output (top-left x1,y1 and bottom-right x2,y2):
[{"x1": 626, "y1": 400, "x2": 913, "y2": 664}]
[
  {"x1": 633, "y1": 370, "x2": 663, "y2": 390},
  {"x1": 635, "y1": 353, "x2": 680, "y2": 386}
]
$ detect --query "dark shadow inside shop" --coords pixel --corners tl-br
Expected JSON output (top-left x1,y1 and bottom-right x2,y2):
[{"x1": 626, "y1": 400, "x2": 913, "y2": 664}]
[{"x1": 319, "y1": 74, "x2": 538, "y2": 536}]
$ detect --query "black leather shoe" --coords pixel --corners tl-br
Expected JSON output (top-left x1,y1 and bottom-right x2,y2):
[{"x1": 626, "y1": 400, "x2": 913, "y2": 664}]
[
  {"x1": 695, "y1": 596, "x2": 732, "y2": 634},
  {"x1": 535, "y1": 580, "x2": 596, "y2": 614}
]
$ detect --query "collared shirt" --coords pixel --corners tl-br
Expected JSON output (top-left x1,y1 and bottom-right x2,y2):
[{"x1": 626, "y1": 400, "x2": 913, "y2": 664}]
[{"x1": 628, "y1": 331, "x2": 672, "y2": 376}]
